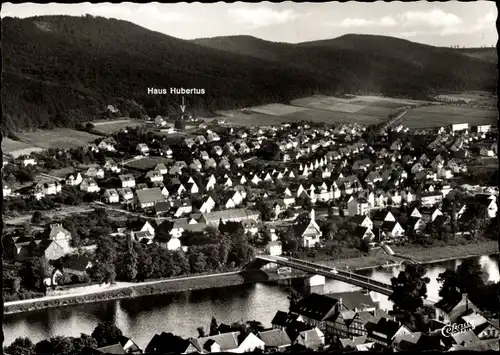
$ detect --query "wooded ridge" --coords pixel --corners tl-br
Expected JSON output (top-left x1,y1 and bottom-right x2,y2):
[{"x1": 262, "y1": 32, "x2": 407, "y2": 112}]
[{"x1": 2, "y1": 15, "x2": 496, "y2": 134}]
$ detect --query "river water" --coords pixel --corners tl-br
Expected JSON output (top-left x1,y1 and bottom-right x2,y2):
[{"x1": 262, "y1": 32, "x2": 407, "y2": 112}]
[{"x1": 4, "y1": 255, "x2": 499, "y2": 349}]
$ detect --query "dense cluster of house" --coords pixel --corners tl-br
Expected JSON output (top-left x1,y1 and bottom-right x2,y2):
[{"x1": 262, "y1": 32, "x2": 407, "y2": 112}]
[
  {"x1": 86, "y1": 289, "x2": 499, "y2": 354},
  {"x1": 266, "y1": 290, "x2": 499, "y2": 352},
  {"x1": 3, "y1": 121, "x2": 498, "y2": 258}
]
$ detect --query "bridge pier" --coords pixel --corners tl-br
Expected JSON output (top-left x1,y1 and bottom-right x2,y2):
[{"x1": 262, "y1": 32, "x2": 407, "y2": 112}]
[{"x1": 306, "y1": 275, "x2": 326, "y2": 295}]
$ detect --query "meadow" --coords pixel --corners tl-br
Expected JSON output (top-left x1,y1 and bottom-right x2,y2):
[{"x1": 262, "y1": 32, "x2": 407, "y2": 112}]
[
  {"x1": 248, "y1": 103, "x2": 309, "y2": 116},
  {"x1": 124, "y1": 156, "x2": 172, "y2": 171},
  {"x1": 400, "y1": 105, "x2": 497, "y2": 129},
  {"x1": 2, "y1": 138, "x2": 45, "y2": 158},
  {"x1": 15, "y1": 129, "x2": 102, "y2": 150},
  {"x1": 92, "y1": 119, "x2": 148, "y2": 134}
]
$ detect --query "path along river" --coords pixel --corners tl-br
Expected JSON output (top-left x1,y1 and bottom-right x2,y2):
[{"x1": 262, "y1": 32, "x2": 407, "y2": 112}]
[{"x1": 4, "y1": 255, "x2": 499, "y2": 349}]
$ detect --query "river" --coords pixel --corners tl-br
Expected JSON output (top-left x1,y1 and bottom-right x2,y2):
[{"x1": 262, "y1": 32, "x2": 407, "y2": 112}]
[{"x1": 4, "y1": 255, "x2": 499, "y2": 349}]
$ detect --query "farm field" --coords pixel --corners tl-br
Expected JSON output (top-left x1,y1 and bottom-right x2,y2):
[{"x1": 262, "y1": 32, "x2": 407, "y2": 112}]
[
  {"x1": 216, "y1": 111, "x2": 287, "y2": 126},
  {"x1": 92, "y1": 119, "x2": 148, "y2": 134},
  {"x1": 2, "y1": 138, "x2": 45, "y2": 158},
  {"x1": 124, "y1": 156, "x2": 172, "y2": 171},
  {"x1": 282, "y1": 108, "x2": 385, "y2": 125},
  {"x1": 400, "y1": 105, "x2": 497, "y2": 129},
  {"x1": 15, "y1": 129, "x2": 102, "y2": 150},
  {"x1": 219, "y1": 105, "x2": 386, "y2": 126},
  {"x1": 248, "y1": 103, "x2": 309, "y2": 116},
  {"x1": 289, "y1": 95, "x2": 430, "y2": 119}
]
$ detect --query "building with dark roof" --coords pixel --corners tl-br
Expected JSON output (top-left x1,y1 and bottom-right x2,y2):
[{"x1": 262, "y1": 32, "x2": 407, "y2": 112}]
[
  {"x1": 435, "y1": 293, "x2": 480, "y2": 324},
  {"x1": 290, "y1": 293, "x2": 340, "y2": 331},
  {"x1": 258, "y1": 329, "x2": 292, "y2": 351}
]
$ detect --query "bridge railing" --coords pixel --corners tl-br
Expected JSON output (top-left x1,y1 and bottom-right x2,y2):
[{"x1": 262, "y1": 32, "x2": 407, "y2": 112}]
[{"x1": 266, "y1": 256, "x2": 393, "y2": 292}]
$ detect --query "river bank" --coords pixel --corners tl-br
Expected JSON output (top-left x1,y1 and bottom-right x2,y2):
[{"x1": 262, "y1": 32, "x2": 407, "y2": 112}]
[
  {"x1": 304, "y1": 240, "x2": 498, "y2": 271},
  {"x1": 5, "y1": 241, "x2": 497, "y2": 315}
]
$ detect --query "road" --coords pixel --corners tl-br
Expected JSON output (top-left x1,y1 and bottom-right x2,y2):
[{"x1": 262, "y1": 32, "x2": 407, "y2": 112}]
[
  {"x1": 380, "y1": 109, "x2": 408, "y2": 132},
  {"x1": 91, "y1": 201, "x2": 170, "y2": 220},
  {"x1": 4, "y1": 271, "x2": 241, "y2": 307}
]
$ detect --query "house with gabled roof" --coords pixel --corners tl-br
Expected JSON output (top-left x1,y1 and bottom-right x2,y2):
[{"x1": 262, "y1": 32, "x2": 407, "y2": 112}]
[
  {"x1": 80, "y1": 177, "x2": 100, "y2": 193},
  {"x1": 186, "y1": 331, "x2": 265, "y2": 354},
  {"x1": 435, "y1": 293, "x2": 480, "y2": 324},
  {"x1": 146, "y1": 170, "x2": 163, "y2": 183},
  {"x1": 352, "y1": 215, "x2": 373, "y2": 230},
  {"x1": 154, "y1": 163, "x2": 169, "y2": 175},
  {"x1": 366, "y1": 318, "x2": 411, "y2": 348},
  {"x1": 135, "y1": 187, "x2": 166, "y2": 209},
  {"x1": 104, "y1": 188, "x2": 120, "y2": 204},
  {"x1": 258, "y1": 329, "x2": 292, "y2": 351},
  {"x1": 117, "y1": 187, "x2": 134, "y2": 202},
  {"x1": 65, "y1": 172, "x2": 83, "y2": 186},
  {"x1": 136, "y1": 143, "x2": 149, "y2": 155},
  {"x1": 86, "y1": 164, "x2": 104, "y2": 179},
  {"x1": 294, "y1": 328, "x2": 325, "y2": 350},
  {"x1": 288, "y1": 209, "x2": 322, "y2": 248},
  {"x1": 205, "y1": 174, "x2": 217, "y2": 191},
  {"x1": 104, "y1": 158, "x2": 121, "y2": 173},
  {"x1": 205, "y1": 158, "x2": 217, "y2": 170},
  {"x1": 189, "y1": 159, "x2": 203, "y2": 172},
  {"x1": 211, "y1": 145, "x2": 223, "y2": 156},
  {"x1": 380, "y1": 221, "x2": 405, "y2": 241},
  {"x1": 347, "y1": 197, "x2": 370, "y2": 217},
  {"x1": 354, "y1": 226, "x2": 376, "y2": 245},
  {"x1": 98, "y1": 137, "x2": 117, "y2": 152},
  {"x1": 200, "y1": 150, "x2": 210, "y2": 161},
  {"x1": 119, "y1": 174, "x2": 136, "y2": 188}
]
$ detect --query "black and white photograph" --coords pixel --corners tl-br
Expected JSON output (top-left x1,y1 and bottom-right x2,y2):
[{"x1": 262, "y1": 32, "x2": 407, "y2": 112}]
[{"x1": 1, "y1": 1, "x2": 498, "y2": 353}]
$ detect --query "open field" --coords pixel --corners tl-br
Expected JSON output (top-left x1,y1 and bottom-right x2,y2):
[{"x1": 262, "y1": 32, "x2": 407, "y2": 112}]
[
  {"x1": 400, "y1": 105, "x2": 497, "y2": 129},
  {"x1": 248, "y1": 103, "x2": 309, "y2": 116},
  {"x1": 217, "y1": 111, "x2": 288, "y2": 126},
  {"x1": 124, "y1": 156, "x2": 172, "y2": 171},
  {"x1": 218, "y1": 106, "x2": 387, "y2": 126},
  {"x1": 15, "y1": 129, "x2": 102, "y2": 150},
  {"x1": 2, "y1": 138, "x2": 46, "y2": 158},
  {"x1": 282, "y1": 108, "x2": 385, "y2": 125},
  {"x1": 291, "y1": 95, "x2": 431, "y2": 114},
  {"x1": 434, "y1": 91, "x2": 495, "y2": 102},
  {"x1": 92, "y1": 119, "x2": 148, "y2": 134}
]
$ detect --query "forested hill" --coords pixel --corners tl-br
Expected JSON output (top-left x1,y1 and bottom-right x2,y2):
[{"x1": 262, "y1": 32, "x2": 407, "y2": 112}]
[
  {"x1": 193, "y1": 34, "x2": 496, "y2": 90},
  {"x1": 2, "y1": 16, "x2": 497, "y2": 134},
  {"x1": 452, "y1": 47, "x2": 497, "y2": 64}
]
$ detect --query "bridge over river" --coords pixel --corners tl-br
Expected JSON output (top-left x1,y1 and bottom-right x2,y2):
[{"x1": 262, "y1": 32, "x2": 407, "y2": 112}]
[{"x1": 248, "y1": 255, "x2": 437, "y2": 304}]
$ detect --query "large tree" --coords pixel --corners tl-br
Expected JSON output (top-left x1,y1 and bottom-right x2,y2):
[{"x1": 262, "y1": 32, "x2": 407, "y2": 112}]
[
  {"x1": 455, "y1": 258, "x2": 487, "y2": 293},
  {"x1": 89, "y1": 236, "x2": 117, "y2": 284},
  {"x1": 91, "y1": 321, "x2": 124, "y2": 347},
  {"x1": 389, "y1": 264, "x2": 430, "y2": 313},
  {"x1": 5, "y1": 337, "x2": 34, "y2": 355}
]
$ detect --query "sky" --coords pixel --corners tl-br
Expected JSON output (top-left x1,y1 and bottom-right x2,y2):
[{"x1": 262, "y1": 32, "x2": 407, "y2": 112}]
[{"x1": 1, "y1": 1, "x2": 497, "y2": 47}]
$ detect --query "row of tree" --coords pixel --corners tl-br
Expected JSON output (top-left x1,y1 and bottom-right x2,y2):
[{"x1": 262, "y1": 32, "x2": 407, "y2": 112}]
[{"x1": 5, "y1": 321, "x2": 125, "y2": 355}]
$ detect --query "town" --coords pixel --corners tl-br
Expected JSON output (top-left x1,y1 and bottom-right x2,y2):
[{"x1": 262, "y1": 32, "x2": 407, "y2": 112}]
[{"x1": 3, "y1": 102, "x2": 499, "y2": 353}]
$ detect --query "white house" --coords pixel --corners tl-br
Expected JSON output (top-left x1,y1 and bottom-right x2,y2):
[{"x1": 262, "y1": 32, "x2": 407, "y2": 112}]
[
  {"x1": 34, "y1": 180, "x2": 62, "y2": 199},
  {"x1": 136, "y1": 143, "x2": 150, "y2": 155},
  {"x1": 119, "y1": 174, "x2": 136, "y2": 188},
  {"x1": 347, "y1": 197, "x2": 370, "y2": 216},
  {"x1": 3, "y1": 182, "x2": 12, "y2": 198},
  {"x1": 104, "y1": 189, "x2": 120, "y2": 204},
  {"x1": 146, "y1": 170, "x2": 163, "y2": 183},
  {"x1": 80, "y1": 178, "x2": 100, "y2": 193},
  {"x1": 66, "y1": 172, "x2": 83, "y2": 186},
  {"x1": 86, "y1": 164, "x2": 104, "y2": 179},
  {"x1": 22, "y1": 157, "x2": 37, "y2": 167}
]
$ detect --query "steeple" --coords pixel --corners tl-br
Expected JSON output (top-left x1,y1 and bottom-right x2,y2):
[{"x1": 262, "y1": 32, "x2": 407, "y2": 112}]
[{"x1": 310, "y1": 208, "x2": 316, "y2": 222}]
